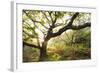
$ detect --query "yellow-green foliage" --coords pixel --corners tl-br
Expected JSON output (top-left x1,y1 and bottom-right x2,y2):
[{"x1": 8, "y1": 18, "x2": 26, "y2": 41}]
[
  {"x1": 23, "y1": 47, "x2": 40, "y2": 62},
  {"x1": 22, "y1": 10, "x2": 91, "y2": 62}
]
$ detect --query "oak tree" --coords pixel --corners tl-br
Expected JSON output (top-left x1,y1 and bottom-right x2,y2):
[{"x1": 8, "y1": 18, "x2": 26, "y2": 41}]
[{"x1": 22, "y1": 10, "x2": 91, "y2": 61}]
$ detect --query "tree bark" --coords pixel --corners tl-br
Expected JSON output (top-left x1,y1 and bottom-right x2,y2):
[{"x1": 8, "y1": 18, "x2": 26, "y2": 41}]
[
  {"x1": 23, "y1": 11, "x2": 91, "y2": 61},
  {"x1": 39, "y1": 41, "x2": 48, "y2": 61}
]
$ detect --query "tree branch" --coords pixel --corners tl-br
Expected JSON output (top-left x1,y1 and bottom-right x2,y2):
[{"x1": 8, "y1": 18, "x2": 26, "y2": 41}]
[
  {"x1": 23, "y1": 41, "x2": 41, "y2": 49},
  {"x1": 52, "y1": 12, "x2": 58, "y2": 27},
  {"x1": 71, "y1": 22, "x2": 91, "y2": 30},
  {"x1": 23, "y1": 10, "x2": 42, "y2": 24},
  {"x1": 40, "y1": 23, "x2": 49, "y2": 29},
  {"x1": 67, "y1": 12, "x2": 79, "y2": 26},
  {"x1": 48, "y1": 11, "x2": 53, "y2": 23},
  {"x1": 44, "y1": 12, "x2": 58, "y2": 40},
  {"x1": 23, "y1": 30, "x2": 37, "y2": 38},
  {"x1": 51, "y1": 22, "x2": 91, "y2": 38},
  {"x1": 42, "y1": 12, "x2": 50, "y2": 23},
  {"x1": 24, "y1": 10, "x2": 48, "y2": 30},
  {"x1": 36, "y1": 36, "x2": 41, "y2": 48}
]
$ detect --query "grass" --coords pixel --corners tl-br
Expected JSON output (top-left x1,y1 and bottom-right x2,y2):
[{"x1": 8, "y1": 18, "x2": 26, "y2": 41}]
[{"x1": 23, "y1": 43, "x2": 91, "y2": 62}]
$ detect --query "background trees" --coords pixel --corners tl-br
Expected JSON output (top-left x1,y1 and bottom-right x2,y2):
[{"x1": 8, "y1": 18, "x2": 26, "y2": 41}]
[{"x1": 22, "y1": 10, "x2": 91, "y2": 62}]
